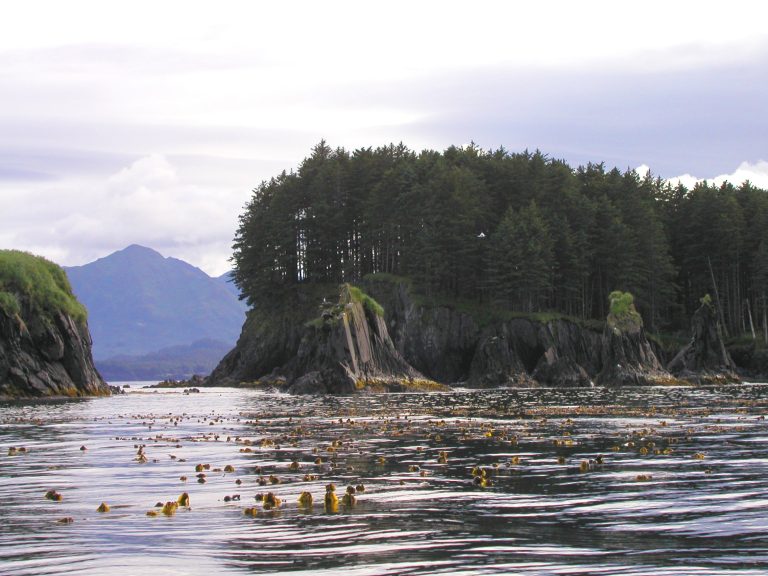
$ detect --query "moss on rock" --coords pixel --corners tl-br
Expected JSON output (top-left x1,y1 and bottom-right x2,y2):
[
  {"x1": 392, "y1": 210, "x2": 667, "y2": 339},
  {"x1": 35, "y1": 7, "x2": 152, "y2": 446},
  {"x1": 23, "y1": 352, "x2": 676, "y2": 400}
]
[{"x1": 0, "y1": 250, "x2": 87, "y2": 323}]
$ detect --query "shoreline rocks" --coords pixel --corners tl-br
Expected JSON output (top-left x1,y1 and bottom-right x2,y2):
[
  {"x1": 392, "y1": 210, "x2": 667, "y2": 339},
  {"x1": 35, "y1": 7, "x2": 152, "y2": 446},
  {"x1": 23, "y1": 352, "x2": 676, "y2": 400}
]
[
  {"x1": 206, "y1": 280, "x2": 747, "y2": 392},
  {"x1": 0, "y1": 299, "x2": 109, "y2": 399},
  {"x1": 668, "y1": 297, "x2": 739, "y2": 385}
]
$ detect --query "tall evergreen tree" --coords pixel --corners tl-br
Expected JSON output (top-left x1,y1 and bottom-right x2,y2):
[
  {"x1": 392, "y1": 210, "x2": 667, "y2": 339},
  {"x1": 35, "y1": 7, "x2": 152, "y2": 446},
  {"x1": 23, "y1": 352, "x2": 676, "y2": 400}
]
[{"x1": 232, "y1": 140, "x2": 768, "y2": 339}]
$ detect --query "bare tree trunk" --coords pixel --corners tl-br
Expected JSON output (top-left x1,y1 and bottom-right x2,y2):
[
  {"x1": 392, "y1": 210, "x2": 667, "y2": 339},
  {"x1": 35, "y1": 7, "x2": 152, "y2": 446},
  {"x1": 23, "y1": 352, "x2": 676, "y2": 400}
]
[
  {"x1": 708, "y1": 255, "x2": 729, "y2": 337},
  {"x1": 746, "y1": 298, "x2": 756, "y2": 340}
]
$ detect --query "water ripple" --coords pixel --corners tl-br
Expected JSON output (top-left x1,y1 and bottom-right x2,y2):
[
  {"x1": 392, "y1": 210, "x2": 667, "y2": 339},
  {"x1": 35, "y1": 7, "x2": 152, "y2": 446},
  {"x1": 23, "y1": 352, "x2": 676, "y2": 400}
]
[{"x1": 1, "y1": 384, "x2": 768, "y2": 574}]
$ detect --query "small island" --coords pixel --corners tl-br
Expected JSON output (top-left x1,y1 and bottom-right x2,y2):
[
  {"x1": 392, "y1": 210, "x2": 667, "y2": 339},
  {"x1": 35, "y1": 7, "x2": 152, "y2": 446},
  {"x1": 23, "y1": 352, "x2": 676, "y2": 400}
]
[{"x1": 207, "y1": 143, "x2": 746, "y2": 392}]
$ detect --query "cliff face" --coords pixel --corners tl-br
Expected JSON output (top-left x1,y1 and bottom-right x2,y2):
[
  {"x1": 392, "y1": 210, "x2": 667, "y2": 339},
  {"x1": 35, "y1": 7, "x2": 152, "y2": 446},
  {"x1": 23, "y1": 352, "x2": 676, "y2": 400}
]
[
  {"x1": 209, "y1": 279, "x2": 702, "y2": 391},
  {"x1": 367, "y1": 281, "x2": 648, "y2": 388},
  {"x1": 595, "y1": 317, "x2": 674, "y2": 386},
  {"x1": 207, "y1": 284, "x2": 440, "y2": 393},
  {"x1": 0, "y1": 299, "x2": 108, "y2": 398},
  {"x1": 367, "y1": 281, "x2": 480, "y2": 383},
  {"x1": 667, "y1": 300, "x2": 739, "y2": 384},
  {"x1": 207, "y1": 307, "x2": 305, "y2": 388},
  {"x1": 284, "y1": 285, "x2": 426, "y2": 393}
]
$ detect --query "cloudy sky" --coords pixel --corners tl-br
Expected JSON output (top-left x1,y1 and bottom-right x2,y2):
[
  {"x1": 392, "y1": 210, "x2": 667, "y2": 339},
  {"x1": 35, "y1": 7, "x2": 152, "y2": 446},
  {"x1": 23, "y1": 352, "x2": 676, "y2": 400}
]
[{"x1": 1, "y1": 1, "x2": 766, "y2": 276}]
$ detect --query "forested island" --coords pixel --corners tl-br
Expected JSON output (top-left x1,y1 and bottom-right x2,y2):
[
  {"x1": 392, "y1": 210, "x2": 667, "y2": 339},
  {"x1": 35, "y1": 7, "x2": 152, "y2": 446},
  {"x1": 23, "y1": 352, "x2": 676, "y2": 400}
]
[
  {"x1": 207, "y1": 142, "x2": 761, "y2": 391},
  {"x1": 234, "y1": 142, "x2": 768, "y2": 338},
  {"x1": 3, "y1": 143, "x2": 763, "y2": 396}
]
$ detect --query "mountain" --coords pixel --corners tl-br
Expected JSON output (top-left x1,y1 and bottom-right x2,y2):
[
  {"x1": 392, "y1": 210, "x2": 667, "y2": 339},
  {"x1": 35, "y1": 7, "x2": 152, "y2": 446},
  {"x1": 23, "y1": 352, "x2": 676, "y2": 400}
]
[
  {"x1": 216, "y1": 271, "x2": 243, "y2": 300},
  {"x1": 65, "y1": 245, "x2": 247, "y2": 361},
  {"x1": 95, "y1": 338, "x2": 234, "y2": 381}
]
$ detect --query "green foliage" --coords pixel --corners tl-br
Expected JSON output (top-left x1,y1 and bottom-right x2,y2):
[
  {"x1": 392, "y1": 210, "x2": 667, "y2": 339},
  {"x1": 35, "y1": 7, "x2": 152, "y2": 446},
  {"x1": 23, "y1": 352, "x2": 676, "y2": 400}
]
[
  {"x1": 231, "y1": 141, "x2": 768, "y2": 336},
  {"x1": 0, "y1": 250, "x2": 87, "y2": 322},
  {"x1": 0, "y1": 290, "x2": 20, "y2": 316},
  {"x1": 486, "y1": 201, "x2": 554, "y2": 312},
  {"x1": 699, "y1": 293, "x2": 712, "y2": 307},
  {"x1": 607, "y1": 291, "x2": 643, "y2": 331},
  {"x1": 346, "y1": 284, "x2": 384, "y2": 317},
  {"x1": 609, "y1": 290, "x2": 634, "y2": 316}
]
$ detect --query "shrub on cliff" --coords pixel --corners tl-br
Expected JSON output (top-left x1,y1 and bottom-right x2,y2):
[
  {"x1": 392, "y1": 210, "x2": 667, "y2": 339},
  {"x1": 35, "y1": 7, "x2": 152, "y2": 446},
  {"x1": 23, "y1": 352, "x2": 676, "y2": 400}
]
[
  {"x1": 607, "y1": 291, "x2": 642, "y2": 332},
  {"x1": 346, "y1": 284, "x2": 384, "y2": 317},
  {"x1": 0, "y1": 250, "x2": 87, "y2": 323}
]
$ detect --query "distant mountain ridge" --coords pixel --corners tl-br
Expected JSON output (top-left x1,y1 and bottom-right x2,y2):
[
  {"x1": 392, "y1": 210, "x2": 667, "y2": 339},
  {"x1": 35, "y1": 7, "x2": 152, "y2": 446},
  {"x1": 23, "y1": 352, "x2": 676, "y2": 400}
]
[
  {"x1": 65, "y1": 245, "x2": 247, "y2": 362},
  {"x1": 95, "y1": 338, "x2": 233, "y2": 381}
]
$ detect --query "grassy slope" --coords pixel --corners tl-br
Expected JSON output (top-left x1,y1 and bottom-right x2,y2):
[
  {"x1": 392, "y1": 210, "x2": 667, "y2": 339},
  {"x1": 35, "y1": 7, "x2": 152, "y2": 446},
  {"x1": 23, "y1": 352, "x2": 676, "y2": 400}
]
[{"x1": 0, "y1": 250, "x2": 87, "y2": 322}]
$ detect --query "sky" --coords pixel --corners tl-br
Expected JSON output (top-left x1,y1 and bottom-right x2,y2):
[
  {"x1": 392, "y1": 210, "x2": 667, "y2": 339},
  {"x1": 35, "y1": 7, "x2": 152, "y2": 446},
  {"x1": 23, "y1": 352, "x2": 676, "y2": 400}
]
[{"x1": 1, "y1": 1, "x2": 766, "y2": 276}]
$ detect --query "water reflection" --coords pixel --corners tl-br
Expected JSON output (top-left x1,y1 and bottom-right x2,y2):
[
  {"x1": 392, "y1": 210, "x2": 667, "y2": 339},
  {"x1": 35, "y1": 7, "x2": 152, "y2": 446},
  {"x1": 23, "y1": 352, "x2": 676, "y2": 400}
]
[{"x1": 1, "y1": 385, "x2": 767, "y2": 575}]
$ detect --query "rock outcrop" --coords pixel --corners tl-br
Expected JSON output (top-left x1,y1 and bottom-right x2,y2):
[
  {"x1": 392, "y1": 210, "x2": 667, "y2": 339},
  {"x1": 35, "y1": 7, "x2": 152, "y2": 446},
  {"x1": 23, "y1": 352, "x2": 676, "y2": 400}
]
[
  {"x1": 668, "y1": 297, "x2": 739, "y2": 384},
  {"x1": 467, "y1": 319, "x2": 601, "y2": 387},
  {"x1": 206, "y1": 306, "x2": 306, "y2": 388},
  {"x1": 364, "y1": 280, "x2": 479, "y2": 383},
  {"x1": 0, "y1": 297, "x2": 108, "y2": 399},
  {"x1": 285, "y1": 284, "x2": 429, "y2": 393},
  {"x1": 366, "y1": 278, "x2": 602, "y2": 387},
  {"x1": 208, "y1": 284, "x2": 443, "y2": 394},
  {"x1": 209, "y1": 279, "x2": 733, "y2": 391},
  {"x1": 595, "y1": 291, "x2": 676, "y2": 386}
]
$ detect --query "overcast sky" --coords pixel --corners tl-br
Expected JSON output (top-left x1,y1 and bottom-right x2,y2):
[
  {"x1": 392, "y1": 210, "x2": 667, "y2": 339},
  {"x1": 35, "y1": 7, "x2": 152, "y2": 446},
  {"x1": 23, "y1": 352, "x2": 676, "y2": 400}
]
[{"x1": 1, "y1": 1, "x2": 766, "y2": 276}]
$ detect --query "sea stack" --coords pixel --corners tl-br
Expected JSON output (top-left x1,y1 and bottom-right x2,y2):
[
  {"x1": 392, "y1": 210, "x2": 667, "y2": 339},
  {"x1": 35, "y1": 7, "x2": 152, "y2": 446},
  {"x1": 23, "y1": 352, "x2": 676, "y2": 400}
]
[
  {"x1": 207, "y1": 283, "x2": 444, "y2": 393},
  {"x1": 0, "y1": 250, "x2": 109, "y2": 398},
  {"x1": 667, "y1": 295, "x2": 739, "y2": 384},
  {"x1": 596, "y1": 291, "x2": 677, "y2": 386},
  {"x1": 286, "y1": 283, "x2": 429, "y2": 393}
]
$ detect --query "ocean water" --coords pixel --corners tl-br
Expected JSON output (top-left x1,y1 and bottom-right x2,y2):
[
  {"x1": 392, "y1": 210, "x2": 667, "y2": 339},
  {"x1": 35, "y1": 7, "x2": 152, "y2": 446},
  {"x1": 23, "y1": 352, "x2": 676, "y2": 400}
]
[{"x1": 1, "y1": 384, "x2": 768, "y2": 575}]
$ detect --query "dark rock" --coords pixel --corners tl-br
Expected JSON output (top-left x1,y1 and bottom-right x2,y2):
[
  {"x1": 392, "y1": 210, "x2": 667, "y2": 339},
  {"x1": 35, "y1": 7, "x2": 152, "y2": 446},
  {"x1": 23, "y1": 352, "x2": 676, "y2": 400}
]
[
  {"x1": 284, "y1": 285, "x2": 426, "y2": 394},
  {"x1": 468, "y1": 329, "x2": 532, "y2": 388},
  {"x1": 206, "y1": 307, "x2": 305, "y2": 387},
  {"x1": 208, "y1": 280, "x2": 703, "y2": 391},
  {"x1": 367, "y1": 281, "x2": 479, "y2": 383},
  {"x1": 0, "y1": 299, "x2": 108, "y2": 398},
  {"x1": 288, "y1": 370, "x2": 341, "y2": 395},
  {"x1": 532, "y1": 348, "x2": 591, "y2": 387},
  {"x1": 668, "y1": 299, "x2": 739, "y2": 384},
  {"x1": 596, "y1": 294, "x2": 676, "y2": 386},
  {"x1": 368, "y1": 279, "x2": 601, "y2": 387},
  {"x1": 726, "y1": 342, "x2": 768, "y2": 379},
  {"x1": 208, "y1": 284, "x2": 440, "y2": 394},
  {"x1": 529, "y1": 320, "x2": 602, "y2": 387}
]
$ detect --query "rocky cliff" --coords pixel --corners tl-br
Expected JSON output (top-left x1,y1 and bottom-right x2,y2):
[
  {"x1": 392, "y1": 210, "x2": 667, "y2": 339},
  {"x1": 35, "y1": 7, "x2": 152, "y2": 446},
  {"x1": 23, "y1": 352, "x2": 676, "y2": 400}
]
[
  {"x1": 284, "y1": 285, "x2": 431, "y2": 393},
  {"x1": 595, "y1": 291, "x2": 676, "y2": 386},
  {"x1": 366, "y1": 280, "x2": 665, "y2": 387},
  {"x1": 366, "y1": 278, "x2": 603, "y2": 386},
  {"x1": 0, "y1": 251, "x2": 108, "y2": 398},
  {"x1": 668, "y1": 297, "x2": 739, "y2": 384},
  {"x1": 207, "y1": 284, "x2": 443, "y2": 393},
  {"x1": 208, "y1": 276, "x2": 737, "y2": 393},
  {"x1": 209, "y1": 279, "x2": 722, "y2": 392}
]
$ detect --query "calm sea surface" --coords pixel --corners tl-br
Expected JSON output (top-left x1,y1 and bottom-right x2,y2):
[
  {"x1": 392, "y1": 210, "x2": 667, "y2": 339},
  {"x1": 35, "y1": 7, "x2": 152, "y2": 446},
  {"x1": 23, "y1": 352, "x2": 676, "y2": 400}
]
[{"x1": 2, "y1": 384, "x2": 768, "y2": 575}]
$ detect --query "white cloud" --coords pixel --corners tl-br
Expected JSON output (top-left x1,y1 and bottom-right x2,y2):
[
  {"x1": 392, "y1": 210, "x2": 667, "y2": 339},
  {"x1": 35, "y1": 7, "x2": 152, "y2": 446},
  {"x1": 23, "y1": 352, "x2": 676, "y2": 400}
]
[
  {"x1": 634, "y1": 164, "x2": 651, "y2": 178},
  {"x1": 0, "y1": 154, "x2": 250, "y2": 275},
  {"x1": 1, "y1": 1, "x2": 764, "y2": 71},
  {"x1": 667, "y1": 160, "x2": 768, "y2": 190},
  {"x1": 108, "y1": 154, "x2": 177, "y2": 191},
  {"x1": 1, "y1": 1, "x2": 766, "y2": 275}
]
